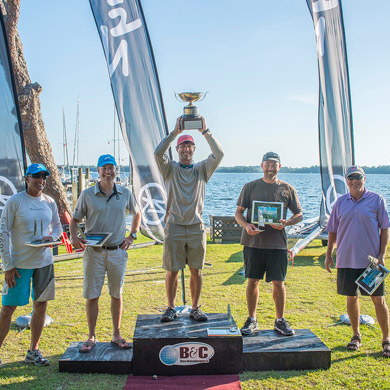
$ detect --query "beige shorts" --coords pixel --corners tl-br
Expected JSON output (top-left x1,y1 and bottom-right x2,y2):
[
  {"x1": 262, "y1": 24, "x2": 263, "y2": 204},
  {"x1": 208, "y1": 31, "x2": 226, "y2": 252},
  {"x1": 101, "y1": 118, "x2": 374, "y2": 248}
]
[
  {"x1": 83, "y1": 247, "x2": 128, "y2": 299},
  {"x1": 163, "y1": 223, "x2": 207, "y2": 272}
]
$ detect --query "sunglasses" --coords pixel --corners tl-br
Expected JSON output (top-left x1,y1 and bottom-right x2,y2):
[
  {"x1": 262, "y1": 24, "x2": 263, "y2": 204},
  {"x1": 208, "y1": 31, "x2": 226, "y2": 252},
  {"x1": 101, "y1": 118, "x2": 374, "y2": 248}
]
[
  {"x1": 30, "y1": 173, "x2": 48, "y2": 180},
  {"x1": 347, "y1": 174, "x2": 363, "y2": 180}
]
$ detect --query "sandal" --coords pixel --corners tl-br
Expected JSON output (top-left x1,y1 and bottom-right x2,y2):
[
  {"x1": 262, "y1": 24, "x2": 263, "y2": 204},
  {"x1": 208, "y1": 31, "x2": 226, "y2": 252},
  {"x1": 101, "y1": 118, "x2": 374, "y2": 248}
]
[
  {"x1": 382, "y1": 340, "x2": 390, "y2": 358},
  {"x1": 347, "y1": 335, "x2": 362, "y2": 351},
  {"x1": 79, "y1": 340, "x2": 96, "y2": 353},
  {"x1": 111, "y1": 338, "x2": 131, "y2": 350}
]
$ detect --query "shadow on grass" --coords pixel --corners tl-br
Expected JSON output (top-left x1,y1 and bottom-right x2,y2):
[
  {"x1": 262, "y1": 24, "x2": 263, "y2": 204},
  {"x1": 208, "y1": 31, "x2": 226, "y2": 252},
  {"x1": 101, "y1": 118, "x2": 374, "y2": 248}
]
[
  {"x1": 222, "y1": 268, "x2": 246, "y2": 286},
  {"x1": 0, "y1": 354, "x2": 127, "y2": 389},
  {"x1": 289, "y1": 254, "x2": 326, "y2": 268},
  {"x1": 240, "y1": 367, "x2": 325, "y2": 382},
  {"x1": 226, "y1": 251, "x2": 243, "y2": 263}
]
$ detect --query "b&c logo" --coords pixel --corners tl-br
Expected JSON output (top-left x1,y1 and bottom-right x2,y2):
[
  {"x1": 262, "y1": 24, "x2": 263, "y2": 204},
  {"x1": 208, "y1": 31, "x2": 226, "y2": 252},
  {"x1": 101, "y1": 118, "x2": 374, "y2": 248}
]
[{"x1": 159, "y1": 342, "x2": 215, "y2": 366}]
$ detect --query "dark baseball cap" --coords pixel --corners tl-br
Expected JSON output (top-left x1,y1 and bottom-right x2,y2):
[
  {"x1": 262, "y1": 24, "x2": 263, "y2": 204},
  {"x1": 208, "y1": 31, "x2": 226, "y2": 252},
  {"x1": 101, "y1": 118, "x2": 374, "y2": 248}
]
[
  {"x1": 262, "y1": 152, "x2": 280, "y2": 163},
  {"x1": 345, "y1": 165, "x2": 365, "y2": 178}
]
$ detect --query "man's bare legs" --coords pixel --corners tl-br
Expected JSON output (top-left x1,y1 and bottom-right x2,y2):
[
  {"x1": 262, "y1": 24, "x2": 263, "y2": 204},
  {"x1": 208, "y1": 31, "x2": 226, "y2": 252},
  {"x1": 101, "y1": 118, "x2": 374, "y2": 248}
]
[
  {"x1": 30, "y1": 301, "x2": 47, "y2": 351},
  {"x1": 246, "y1": 278, "x2": 260, "y2": 318},
  {"x1": 189, "y1": 268, "x2": 202, "y2": 309},
  {"x1": 166, "y1": 271, "x2": 179, "y2": 308},
  {"x1": 0, "y1": 306, "x2": 16, "y2": 350}
]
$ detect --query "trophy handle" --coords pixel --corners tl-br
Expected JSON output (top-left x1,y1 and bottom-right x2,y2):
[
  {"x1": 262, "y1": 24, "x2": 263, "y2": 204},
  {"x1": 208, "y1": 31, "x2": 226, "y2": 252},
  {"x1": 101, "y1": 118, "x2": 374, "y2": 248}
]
[
  {"x1": 174, "y1": 92, "x2": 182, "y2": 102},
  {"x1": 197, "y1": 91, "x2": 209, "y2": 102}
]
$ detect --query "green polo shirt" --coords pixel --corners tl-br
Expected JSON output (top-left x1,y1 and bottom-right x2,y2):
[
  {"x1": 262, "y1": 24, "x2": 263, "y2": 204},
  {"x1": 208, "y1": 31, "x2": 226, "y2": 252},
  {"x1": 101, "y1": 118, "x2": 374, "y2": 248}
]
[{"x1": 73, "y1": 183, "x2": 138, "y2": 246}]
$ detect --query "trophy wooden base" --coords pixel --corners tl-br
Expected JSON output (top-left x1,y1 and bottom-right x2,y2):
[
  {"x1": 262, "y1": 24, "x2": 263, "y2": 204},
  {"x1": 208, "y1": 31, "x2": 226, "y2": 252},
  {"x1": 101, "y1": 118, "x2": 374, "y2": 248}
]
[{"x1": 182, "y1": 116, "x2": 203, "y2": 130}]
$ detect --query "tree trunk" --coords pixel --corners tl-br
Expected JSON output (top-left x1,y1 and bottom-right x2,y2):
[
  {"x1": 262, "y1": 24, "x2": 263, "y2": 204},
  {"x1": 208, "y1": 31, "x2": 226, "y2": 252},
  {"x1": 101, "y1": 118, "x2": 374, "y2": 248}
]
[{"x1": 1, "y1": 0, "x2": 72, "y2": 224}]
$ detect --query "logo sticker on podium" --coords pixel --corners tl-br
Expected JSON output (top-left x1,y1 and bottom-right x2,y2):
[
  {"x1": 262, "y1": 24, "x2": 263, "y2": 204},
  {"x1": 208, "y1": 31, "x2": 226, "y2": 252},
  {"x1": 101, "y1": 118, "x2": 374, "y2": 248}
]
[{"x1": 159, "y1": 342, "x2": 215, "y2": 366}]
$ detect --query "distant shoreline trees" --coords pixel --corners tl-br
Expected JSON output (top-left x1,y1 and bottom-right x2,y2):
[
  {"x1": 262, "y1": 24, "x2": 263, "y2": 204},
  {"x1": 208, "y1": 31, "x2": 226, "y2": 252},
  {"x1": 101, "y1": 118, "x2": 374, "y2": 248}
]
[
  {"x1": 215, "y1": 165, "x2": 390, "y2": 174},
  {"x1": 61, "y1": 165, "x2": 390, "y2": 174}
]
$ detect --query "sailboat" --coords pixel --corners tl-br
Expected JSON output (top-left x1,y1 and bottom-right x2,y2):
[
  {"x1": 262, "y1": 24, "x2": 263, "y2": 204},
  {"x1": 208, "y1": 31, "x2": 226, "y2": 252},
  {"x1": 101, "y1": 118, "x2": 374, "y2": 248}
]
[
  {"x1": 60, "y1": 108, "x2": 71, "y2": 185},
  {"x1": 288, "y1": 1, "x2": 354, "y2": 258}
]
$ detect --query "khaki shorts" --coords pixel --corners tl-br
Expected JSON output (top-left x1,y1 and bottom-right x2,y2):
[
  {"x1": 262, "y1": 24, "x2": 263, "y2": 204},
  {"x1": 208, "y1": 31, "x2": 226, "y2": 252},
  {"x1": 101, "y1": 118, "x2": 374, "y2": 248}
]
[
  {"x1": 83, "y1": 247, "x2": 128, "y2": 299},
  {"x1": 163, "y1": 223, "x2": 207, "y2": 272}
]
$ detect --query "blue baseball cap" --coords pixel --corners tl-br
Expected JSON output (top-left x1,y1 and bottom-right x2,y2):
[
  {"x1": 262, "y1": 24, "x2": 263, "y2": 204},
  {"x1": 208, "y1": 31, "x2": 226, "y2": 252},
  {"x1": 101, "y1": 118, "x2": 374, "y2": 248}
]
[
  {"x1": 25, "y1": 163, "x2": 51, "y2": 177},
  {"x1": 97, "y1": 154, "x2": 117, "y2": 168}
]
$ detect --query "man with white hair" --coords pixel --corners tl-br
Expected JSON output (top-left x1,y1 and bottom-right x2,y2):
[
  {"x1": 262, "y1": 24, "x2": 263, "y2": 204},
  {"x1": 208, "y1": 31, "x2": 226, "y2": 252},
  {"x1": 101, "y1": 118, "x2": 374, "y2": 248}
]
[{"x1": 326, "y1": 165, "x2": 390, "y2": 357}]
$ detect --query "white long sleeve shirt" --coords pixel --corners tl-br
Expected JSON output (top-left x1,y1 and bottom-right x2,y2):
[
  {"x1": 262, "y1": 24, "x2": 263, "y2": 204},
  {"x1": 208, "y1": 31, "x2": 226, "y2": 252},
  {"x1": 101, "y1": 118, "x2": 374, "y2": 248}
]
[{"x1": 0, "y1": 191, "x2": 62, "y2": 271}]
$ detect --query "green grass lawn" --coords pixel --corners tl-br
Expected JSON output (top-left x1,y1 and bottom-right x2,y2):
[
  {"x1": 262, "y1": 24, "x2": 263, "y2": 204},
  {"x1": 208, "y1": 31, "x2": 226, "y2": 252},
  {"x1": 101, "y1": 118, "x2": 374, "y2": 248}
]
[{"x1": 1, "y1": 238, "x2": 390, "y2": 389}]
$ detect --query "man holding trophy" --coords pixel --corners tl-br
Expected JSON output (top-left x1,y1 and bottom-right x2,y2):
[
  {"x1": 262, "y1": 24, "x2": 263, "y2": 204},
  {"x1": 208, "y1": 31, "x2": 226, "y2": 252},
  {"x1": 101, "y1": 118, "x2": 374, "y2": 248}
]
[{"x1": 154, "y1": 92, "x2": 224, "y2": 323}]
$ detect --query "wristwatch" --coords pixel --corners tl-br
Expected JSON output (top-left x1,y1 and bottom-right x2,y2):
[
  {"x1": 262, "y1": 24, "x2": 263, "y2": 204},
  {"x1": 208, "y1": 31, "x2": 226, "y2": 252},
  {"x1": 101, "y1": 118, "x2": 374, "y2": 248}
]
[{"x1": 130, "y1": 232, "x2": 137, "y2": 240}]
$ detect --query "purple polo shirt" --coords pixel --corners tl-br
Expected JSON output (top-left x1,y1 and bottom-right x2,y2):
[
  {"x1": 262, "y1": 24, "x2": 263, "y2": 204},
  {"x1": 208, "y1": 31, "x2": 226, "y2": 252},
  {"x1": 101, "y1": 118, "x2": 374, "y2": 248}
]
[{"x1": 326, "y1": 189, "x2": 390, "y2": 269}]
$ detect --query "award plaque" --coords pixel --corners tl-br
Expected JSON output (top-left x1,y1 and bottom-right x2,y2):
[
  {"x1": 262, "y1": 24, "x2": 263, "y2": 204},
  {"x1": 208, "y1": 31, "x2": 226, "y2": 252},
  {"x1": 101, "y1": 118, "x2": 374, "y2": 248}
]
[
  {"x1": 175, "y1": 91, "x2": 208, "y2": 130},
  {"x1": 355, "y1": 255, "x2": 390, "y2": 295},
  {"x1": 207, "y1": 304, "x2": 241, "y2": 336}
]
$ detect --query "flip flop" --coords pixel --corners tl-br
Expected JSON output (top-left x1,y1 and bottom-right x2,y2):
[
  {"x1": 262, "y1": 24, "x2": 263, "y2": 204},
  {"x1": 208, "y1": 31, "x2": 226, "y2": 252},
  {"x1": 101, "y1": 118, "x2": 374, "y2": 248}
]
[
  {"x1": 382, "y1": 340, "x2": 390, "y2": 358},
  {"x1": 347, "y1": 335, "x2": 362, "y2": 351},
  {"x1": 111, "y1": 338, "x2": 131, "y2": 350},
  {"x1": 79, "y1": 340, "x2": 96, "y2": 353}
]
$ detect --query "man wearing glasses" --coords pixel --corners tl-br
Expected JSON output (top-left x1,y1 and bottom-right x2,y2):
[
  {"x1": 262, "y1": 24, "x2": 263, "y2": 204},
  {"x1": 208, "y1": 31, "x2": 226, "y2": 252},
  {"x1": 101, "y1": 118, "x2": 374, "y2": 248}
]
[
  {"x1": 0, "y1": 164, "x2": 62, "y2": 367},
  {"x1": 235, "y1": 152, "x2": 303, "y2": 336},
  {"x1": 70, "y1": 154, "x2": 141, "y2": 353},
  {"x1": 326, "y1": 165, "x2": 390, "y2": 357}
]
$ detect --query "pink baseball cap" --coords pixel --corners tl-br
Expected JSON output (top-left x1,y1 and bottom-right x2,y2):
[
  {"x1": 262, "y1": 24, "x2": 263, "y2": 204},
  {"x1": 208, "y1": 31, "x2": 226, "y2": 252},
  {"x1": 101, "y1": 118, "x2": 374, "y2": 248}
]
[{"x1": 177, "y1": 135, "x2": 195, "y2": 146}]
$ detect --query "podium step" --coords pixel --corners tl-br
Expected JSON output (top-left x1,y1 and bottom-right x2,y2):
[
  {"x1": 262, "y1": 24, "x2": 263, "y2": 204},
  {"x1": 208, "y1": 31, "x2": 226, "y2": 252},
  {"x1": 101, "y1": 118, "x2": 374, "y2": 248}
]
[
  {"x1": 59, "y1": 341, "x2": 133, "y2": 374},
  {"x1": 243, "y1": 329, "x2": 331, "y2": 371},
  {"x1": 132, "y1": 313, "x2": 243, "y2": 376}
]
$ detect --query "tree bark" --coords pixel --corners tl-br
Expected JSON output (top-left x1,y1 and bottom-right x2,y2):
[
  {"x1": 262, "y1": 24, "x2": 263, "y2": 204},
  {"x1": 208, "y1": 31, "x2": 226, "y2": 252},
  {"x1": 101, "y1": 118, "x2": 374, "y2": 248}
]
[{"x1": 1, "y1": 0, "x2": 72, "y2": 224}]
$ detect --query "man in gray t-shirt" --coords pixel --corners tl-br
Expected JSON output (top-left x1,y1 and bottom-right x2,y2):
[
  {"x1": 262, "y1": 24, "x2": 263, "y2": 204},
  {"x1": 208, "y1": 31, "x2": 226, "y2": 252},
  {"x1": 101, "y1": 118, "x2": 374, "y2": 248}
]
[
  {"x1": 235, "y1": 152, "x2": 302, "y2": 336},
  {"x1": 154, "y1": 116, "x2": 223, "y2": 323}
]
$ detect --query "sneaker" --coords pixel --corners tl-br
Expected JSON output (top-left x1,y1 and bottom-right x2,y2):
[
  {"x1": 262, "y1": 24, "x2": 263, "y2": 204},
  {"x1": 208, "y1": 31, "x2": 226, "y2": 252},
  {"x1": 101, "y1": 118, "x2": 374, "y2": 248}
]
[
  {"x1": 274, "y1": 318, "x2": 295, "y2": 336},
  {"x1": 24, "y1": 349, "x2": 50, "y2": 366},
  {"x1": 240, "y1": 317, "x2": 259, "y2": 335},
  {"x1": 189, "y1": 306, "x2": 208, "y2": 322},
  {"x1": 161, "y1": 307, "x2": 177, "y2": 322}
]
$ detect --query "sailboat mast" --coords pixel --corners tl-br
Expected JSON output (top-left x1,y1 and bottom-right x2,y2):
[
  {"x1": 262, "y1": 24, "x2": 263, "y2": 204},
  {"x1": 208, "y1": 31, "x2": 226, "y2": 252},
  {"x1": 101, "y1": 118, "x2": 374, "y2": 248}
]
[
  {"x1": 113, "y1": 104, "x2": 116, "y2": 163},
  {"x1": 117, "y1": 108, "x2": 121, "y2": 177},
  {"x1": 75, "y1": 96, "x2": 80, "y2": 168},
  {"x1": 62, "y1": 108, "x2": 70, "y2": 175}
]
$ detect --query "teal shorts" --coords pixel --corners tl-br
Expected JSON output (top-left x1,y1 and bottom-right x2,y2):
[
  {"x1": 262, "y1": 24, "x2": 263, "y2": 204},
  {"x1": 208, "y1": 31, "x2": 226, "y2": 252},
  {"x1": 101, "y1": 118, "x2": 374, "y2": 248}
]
[{"x1": 2, "y1": 264, "x2": 55, "y2": 306}]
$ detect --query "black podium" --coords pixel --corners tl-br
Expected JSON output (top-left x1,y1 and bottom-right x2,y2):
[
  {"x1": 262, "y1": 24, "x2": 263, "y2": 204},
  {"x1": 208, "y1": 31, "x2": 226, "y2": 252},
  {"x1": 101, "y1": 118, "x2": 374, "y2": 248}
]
[
  {"x1": 59, "y1": 313, "x2": 331, "y2": 375},
  {"x1": 132, "y1": 313, "x2": 243, "y2": 376}
]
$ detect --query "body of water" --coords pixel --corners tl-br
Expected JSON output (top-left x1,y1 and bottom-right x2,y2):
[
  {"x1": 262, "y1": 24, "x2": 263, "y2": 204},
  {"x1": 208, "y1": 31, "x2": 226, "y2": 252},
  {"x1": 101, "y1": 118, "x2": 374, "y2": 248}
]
[{"x1": 203, "y1": 173, "x2": 390, "y2": 227}]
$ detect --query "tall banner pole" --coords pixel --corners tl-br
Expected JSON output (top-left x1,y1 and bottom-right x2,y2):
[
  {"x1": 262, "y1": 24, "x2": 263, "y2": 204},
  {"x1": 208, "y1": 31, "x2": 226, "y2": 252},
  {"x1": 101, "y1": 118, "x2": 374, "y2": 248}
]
[
  {"x1": 89, "y1": 0, "x2": 169, "y2": 242},
  {"x1": 306, "y1": 0, "x2": 354, "y2": 227},
  {"x1": 0, "y1": 8, "x2": 27, "y2": 217}
]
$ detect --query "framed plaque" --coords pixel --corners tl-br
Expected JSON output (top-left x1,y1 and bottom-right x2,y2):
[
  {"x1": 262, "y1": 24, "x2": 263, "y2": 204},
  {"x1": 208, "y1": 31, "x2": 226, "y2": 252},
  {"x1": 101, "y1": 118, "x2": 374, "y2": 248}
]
[
  {"x1": 84, "y1": 232, "x2": 112, "y2": 247},
  {"x1": 26, "y1": 238, "x2": 63, "y2": 248},
  {"x1": 251, "y1": 201, "x2": 284, "y2": 226},
  {"x1": 355, "y1": 256, "x2": 389, "y2": 295}
]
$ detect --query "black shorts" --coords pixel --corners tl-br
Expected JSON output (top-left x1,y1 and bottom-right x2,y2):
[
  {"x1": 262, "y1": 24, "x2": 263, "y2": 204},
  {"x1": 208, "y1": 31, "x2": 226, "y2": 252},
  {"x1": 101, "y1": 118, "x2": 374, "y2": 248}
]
[
  {"x1": 243, "y1": 247, "x2": 288, "y2": 282},
  {"x1": 337, "y1": 268, "x2": 385, "y2": 296}
]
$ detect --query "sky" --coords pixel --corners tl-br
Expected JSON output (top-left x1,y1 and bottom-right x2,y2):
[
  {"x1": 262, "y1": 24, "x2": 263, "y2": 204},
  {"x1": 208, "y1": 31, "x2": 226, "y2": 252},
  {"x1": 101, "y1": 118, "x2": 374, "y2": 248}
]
[{"x1": 17, "y1": 0, "x2": 390, "y2": 168}]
